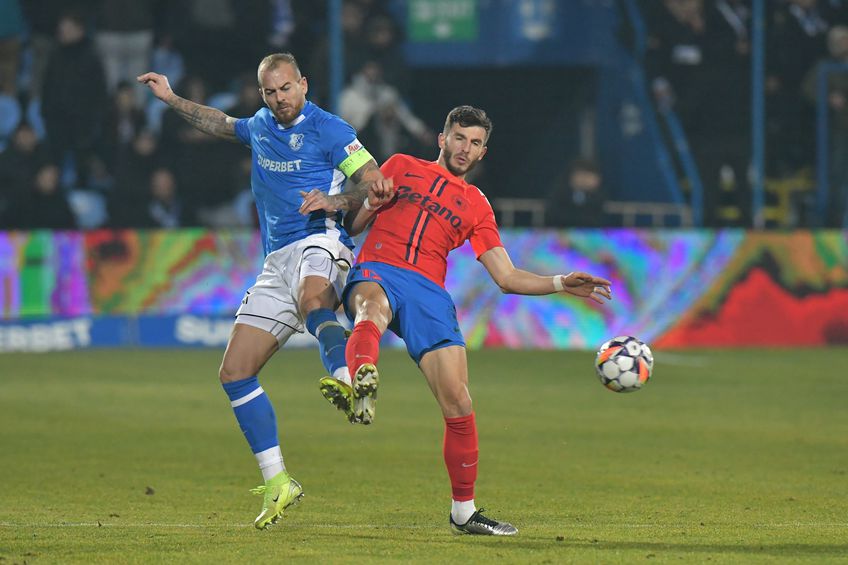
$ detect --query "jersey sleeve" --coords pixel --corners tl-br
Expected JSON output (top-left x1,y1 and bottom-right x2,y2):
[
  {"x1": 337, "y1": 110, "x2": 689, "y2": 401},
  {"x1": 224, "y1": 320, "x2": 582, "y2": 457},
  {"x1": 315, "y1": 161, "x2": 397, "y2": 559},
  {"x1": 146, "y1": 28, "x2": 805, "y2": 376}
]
[
  {"x1": 468, "y1": 190, "x2": 503, "y2": 258},
  {"x1": 234, "y1": 116, "x2": 253, "y2": 145},
  {"x1": 379, "y1": 154, "x2": 404, "y2": 178},
  {"x1": 321, "y1": 116, "x2": 375, "y2": 178}
]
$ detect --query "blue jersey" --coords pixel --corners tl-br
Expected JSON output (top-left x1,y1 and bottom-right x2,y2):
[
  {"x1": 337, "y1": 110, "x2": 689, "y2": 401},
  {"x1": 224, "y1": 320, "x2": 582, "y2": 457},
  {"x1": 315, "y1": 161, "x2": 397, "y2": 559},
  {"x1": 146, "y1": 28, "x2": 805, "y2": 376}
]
[{"x1": 234, "y1": 101, "x2": 372, "y2": 256}]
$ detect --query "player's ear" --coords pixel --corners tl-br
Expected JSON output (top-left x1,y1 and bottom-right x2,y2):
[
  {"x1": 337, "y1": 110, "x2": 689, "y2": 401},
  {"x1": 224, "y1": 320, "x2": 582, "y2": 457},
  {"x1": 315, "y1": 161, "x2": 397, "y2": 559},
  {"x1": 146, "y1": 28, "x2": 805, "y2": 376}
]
[
  {"x1": 478, "y1": 146, "x2": 488, "y2": 161},
  {"x1": 437, "y1": 132, "x2": 445, "y2": 149},
  {"x1": 301, "y1": 75, "x2": 309, "y2": 94}
]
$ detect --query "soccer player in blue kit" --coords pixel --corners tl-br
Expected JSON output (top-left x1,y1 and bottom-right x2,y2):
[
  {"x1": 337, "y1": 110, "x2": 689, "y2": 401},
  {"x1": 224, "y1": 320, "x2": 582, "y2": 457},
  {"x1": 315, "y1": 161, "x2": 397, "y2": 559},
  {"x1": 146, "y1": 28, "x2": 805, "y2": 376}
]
[{"x1": 138, "y1": 53, "x2": 394, "y2": 529}]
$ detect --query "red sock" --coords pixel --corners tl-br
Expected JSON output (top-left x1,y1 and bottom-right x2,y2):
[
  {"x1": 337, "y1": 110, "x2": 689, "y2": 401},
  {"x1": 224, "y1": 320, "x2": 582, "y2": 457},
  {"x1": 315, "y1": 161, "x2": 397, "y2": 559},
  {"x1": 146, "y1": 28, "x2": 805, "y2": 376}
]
[
  {"x1": 443, "y1": 413, "x2": 478, "y2": 502},
  {"x1": 345, "y1": 320, "x2": 382, "y2": 376}
]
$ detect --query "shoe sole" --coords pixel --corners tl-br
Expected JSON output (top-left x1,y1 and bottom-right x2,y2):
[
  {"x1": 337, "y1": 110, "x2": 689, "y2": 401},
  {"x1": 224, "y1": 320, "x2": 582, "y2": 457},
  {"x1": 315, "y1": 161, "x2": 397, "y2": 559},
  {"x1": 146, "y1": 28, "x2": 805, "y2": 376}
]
[
  {"x1": 318, "y1": 379, "x2": 356, "y2": 424},
  {"x1": 353, "y1": 364, "x2": 379, "y2": 425}
]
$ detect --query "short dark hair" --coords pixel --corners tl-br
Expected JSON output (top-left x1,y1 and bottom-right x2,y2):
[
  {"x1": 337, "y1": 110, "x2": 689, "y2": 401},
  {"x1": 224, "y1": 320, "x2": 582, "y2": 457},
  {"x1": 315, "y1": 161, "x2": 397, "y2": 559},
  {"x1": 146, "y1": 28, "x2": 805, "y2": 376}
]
[
  {"x1": 443, "y1": 105, "x2": 493, "y2": 141},
  {"x1": 257, "y1": 53, "x2": 302, "y2": 84}
]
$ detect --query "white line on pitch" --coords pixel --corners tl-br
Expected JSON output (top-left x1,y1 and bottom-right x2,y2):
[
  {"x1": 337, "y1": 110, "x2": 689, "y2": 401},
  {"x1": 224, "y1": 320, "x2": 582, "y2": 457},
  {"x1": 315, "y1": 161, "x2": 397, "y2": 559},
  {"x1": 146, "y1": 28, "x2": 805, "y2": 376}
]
[
  {"x1": 0, "y1": 522, "x2": 425, "y2": 529},
  {"x1": 1, "y1": 522, "x2": 846, "y2": 529}
]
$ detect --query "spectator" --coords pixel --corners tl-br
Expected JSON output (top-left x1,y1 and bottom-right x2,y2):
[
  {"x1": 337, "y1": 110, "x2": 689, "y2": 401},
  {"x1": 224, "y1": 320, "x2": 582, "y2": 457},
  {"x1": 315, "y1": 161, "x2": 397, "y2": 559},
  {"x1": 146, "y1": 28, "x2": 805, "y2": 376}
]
[
  {"x1": 823, "y1": 0, "x2": 848, "y2": 25},
  {"x1": 0, "y1": 91, "x2": 21, "y2": 147},
  {"x1": 268, "y1": 0, "x2": 296, "y2": 49},
  {"x1": 0, "y1": 0, "x2": 25, "y2": 96},
  {"x1": 20, "y1": 0, "x2": 75, "y2": 99},
  {"x1": 768, "y1": 0, "x2": 831, "y2": 173},
  {"x1": 169, "y1": 0, "x2": 271, "y2": 92},
  {"x1": 41, "y1": 10, "x2": 109, "y2": 188},
  {"x1": 286, "y1": 0, "x2": 326, "y2": 60},
  {"x1": 193, "y1": 77, "x2": 258, "y2": 229},
  {"x1": 159, "y1": 75, "x2": 234, "y2": 214},
  {"x1": 95, "y1": 0, "x2": 155, "y2": 105},
  {"x1": 146, "y1": 33, "x2": 186, "y2": 133},
  {"x1": 231, "y1": 1, "x2": 275, "y2": 72},
  {"x1": 308, "y1": 1, "x2": 370, "y2": 104},
  {"x1": 159, "y1": 75, "x2": 213, "y2": 153},
  {"x1": 101, "y1": 80, "x2": 148, "y2": 175},
  {"x1": 140, "y1": 167, "x2": 187, "y2": 229},
  {"x1": 804, "y1": 25, "x2": 848, "y2": 226},
  {"x1": 108, "y1": 129, "x2": 159, "y2": 226},
  {"x1": 546, "y1": 159, "x2": 608, "y2": 228},
  {"x1": 150, "y1": 33, "x2": 185, "y2": 90},
  {"x1": 12, "y1": 163, "x2": 76, "y2": 229},
  {"x1": 197, "y1": 155, "x2": 257, "y2": 228},
  {"x1": 645, "y1": 0, "x2": 709, "y2": 132},
  {"x1": 698, "y1": 0, "x2": 753, "y2": 225},
  {"x1": 224, "y1": 73, "x2": 264, "y2": 118},
  {"x1": 0, "y1": 122, "x2": 49, "y2": 219},
  {"x1": 339, "y1": 61, "x2": 432, "y2": 162},
  {"x1": 363, "y1": 13, "x2": 408, "y2": 94}
]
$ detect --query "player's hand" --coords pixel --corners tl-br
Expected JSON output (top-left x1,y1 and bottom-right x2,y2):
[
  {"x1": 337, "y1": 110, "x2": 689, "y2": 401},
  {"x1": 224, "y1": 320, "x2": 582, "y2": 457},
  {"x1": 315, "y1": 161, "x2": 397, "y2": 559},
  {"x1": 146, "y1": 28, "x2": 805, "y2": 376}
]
[
  {"x1": 365, "y1": 178, "x2": 394, "y2": 211},
  {"x1": 559, "y1": 272, "x2": 612, "y2": 304},
  {"x1": 137, "y1": 72, "x2": 173, "y2": 101},
  {"x1": 299, "y1": 189, "x2": 336, "y2": 214}
]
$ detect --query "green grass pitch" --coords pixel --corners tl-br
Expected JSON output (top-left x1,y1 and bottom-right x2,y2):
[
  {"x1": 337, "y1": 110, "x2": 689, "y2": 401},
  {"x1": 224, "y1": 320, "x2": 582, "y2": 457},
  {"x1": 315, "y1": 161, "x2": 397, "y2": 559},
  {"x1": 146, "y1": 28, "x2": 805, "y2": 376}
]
[{"x1": 1, "y1": 347, "x2": 847, "y2": 564}]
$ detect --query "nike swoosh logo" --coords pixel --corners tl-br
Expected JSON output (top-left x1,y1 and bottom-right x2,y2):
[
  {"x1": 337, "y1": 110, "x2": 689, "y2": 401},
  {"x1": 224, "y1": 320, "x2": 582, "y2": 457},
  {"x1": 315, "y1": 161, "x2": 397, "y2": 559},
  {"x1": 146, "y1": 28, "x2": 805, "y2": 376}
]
[
  {"x1": 404, "y1": 172, "x2": 425, "y2": 178},
  {"x1": 258, "y1": 135, "x2": 269, "y2": 143},
  {"x1": 461, "y1": 461, "x2": 478, "y2": 468},
  {"x1": 272, "y1": 494, "x2": 280, "y2": 502}
]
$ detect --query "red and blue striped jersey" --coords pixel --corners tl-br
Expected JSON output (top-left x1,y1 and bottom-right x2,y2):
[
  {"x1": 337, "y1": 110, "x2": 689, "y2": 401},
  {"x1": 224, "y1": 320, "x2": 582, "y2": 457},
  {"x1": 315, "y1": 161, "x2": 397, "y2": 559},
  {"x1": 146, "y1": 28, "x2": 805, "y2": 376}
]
[{"x1": 356, "y1": 154, "x2": 503, "y2": 288}]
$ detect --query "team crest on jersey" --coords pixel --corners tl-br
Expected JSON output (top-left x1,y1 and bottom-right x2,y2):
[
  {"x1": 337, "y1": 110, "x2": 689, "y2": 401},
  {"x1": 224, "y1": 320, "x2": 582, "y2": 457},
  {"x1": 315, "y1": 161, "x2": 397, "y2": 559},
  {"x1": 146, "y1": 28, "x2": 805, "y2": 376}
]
[
  {"x1": 289, "y1": 133, "x2": 304, "y2": 151},
  {"x1": 452, "y1": 196, "x2": 467, "y2": 211}
]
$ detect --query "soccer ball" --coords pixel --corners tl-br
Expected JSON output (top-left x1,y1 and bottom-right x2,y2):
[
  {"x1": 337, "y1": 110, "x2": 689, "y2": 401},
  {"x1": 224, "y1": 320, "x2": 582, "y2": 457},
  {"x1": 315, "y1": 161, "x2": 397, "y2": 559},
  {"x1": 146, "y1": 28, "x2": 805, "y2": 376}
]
[{"x1": 595, "y1": 336, "x2": 654, "y2": 393}]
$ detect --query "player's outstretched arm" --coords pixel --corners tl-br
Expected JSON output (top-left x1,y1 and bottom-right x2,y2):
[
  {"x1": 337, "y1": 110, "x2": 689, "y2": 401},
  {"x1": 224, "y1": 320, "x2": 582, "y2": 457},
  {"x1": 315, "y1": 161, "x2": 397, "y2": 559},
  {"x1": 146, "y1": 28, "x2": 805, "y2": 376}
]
[
  {"x1": 479, "y1": 247, "x2": 612, "y2": 304},
  {"x1": 137, "y1": 72, "x2": 238, "y2": 142}
]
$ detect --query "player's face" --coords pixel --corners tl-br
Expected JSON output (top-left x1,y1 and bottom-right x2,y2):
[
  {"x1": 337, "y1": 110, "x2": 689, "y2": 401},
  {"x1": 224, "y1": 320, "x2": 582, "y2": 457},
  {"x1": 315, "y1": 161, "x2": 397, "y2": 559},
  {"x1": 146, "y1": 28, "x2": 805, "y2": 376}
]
[
  {"x1": 259, "y1": 63, "x2": 308, "y2": 125},
  {"x1": 438, "y1": 124, "x2": 488, "y2": 178}
]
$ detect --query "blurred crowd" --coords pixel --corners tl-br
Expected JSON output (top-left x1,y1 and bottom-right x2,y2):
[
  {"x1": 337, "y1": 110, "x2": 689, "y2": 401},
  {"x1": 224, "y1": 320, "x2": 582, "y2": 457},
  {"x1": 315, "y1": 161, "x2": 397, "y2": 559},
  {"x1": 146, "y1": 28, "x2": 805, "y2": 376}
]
[
  {"x1": 0, "y1": 0, "x2": 429, "y2": 230},
  {"x1": 640, "y1": 0, "x2": 848, "y2": 227},
  {"x1": 1, "y1": 0, "x2": 847, "y2": 230}
]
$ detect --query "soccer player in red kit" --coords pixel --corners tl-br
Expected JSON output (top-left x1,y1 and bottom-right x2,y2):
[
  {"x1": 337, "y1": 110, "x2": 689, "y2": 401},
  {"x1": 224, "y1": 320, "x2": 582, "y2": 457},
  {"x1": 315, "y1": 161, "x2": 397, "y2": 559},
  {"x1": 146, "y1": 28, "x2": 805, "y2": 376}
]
[{"x1": 319, "y1": 106, "x2": 612, "y2": 535}]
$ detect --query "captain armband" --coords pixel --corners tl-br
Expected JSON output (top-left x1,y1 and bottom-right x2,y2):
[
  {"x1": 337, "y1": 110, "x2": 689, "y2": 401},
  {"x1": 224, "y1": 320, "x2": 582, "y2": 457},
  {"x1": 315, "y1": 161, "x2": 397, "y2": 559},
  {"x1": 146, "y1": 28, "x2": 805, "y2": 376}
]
[{"x1": 339, "y1": 148, "x2": 374, "y2": 178}]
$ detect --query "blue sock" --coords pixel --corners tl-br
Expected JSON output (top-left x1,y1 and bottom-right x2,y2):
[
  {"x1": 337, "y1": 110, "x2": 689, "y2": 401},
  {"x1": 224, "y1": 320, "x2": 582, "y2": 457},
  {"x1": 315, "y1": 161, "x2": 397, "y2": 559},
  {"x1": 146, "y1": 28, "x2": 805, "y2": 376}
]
[
  {"x1": 306, "y1": 308, "x2": 348, "y2": 375},
  {"x1": 222, "y1": 376, "x2": 278, "y2": 454}
]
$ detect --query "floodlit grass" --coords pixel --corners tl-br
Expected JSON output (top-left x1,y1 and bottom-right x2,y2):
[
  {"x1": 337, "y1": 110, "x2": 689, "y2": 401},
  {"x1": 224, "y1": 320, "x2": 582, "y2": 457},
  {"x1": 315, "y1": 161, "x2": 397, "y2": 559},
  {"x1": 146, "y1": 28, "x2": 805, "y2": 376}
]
[{"x1": 1, "y1": 348, "x2": 847, "y2": 563}]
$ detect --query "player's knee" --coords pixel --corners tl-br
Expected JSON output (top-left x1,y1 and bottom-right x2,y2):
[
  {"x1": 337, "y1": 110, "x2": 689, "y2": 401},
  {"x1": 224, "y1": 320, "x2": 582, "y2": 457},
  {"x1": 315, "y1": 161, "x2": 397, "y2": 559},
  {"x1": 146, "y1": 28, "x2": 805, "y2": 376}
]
[
  {"x1": 356, "y1": 299, "x2": 390, "y2": 327},
  {"x1": 439, "y1": 388, "x2": 472, "y2": 417},
  {"x1": 298, "y1": 276, "x2": 337, "y2": 316},
  {"x1": 299, "y1": 297, "x2": 323, "y2": 317},
  {"x1": 219, "y1": 360, "x2": 253, "y2": 384}
]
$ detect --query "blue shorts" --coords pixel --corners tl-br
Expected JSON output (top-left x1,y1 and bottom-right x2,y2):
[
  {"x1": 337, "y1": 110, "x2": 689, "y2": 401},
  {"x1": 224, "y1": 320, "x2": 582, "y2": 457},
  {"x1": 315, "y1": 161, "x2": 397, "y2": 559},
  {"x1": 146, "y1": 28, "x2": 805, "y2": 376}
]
[{"x1": 342, "y1": 261, "x2": 465, "y2": 364}]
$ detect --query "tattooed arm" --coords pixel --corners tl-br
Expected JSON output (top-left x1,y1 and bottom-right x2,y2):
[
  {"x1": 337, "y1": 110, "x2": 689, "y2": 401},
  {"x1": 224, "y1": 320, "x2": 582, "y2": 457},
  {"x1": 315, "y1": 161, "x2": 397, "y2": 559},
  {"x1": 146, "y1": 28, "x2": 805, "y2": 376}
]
[
  {"x1": 299, "y1": 160, "x2": 395, "y2": 235},
  {"x1": 137, "y1": 72, "x2": 238, "y2": 142}
]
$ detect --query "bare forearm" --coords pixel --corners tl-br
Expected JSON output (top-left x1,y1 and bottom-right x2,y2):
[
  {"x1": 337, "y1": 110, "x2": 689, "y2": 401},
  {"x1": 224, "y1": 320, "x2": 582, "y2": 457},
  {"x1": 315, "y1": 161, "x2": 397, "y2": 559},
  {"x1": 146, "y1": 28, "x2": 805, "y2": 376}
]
[
  {"x1": 498, "y1": 269, "x2": 559, "y2": 295},
  {"x1": 341, "y1": 181, "x2": 381, "y2": 235},
  {"x1": 328, "y1": 181, "x2": 369, "y2": 212},
  {"x1": 337, "y1": 160, "x2": 385, "y2": 234},
  {"x1": 165, "y1": 93, "x2": 237, "y2": 141}
]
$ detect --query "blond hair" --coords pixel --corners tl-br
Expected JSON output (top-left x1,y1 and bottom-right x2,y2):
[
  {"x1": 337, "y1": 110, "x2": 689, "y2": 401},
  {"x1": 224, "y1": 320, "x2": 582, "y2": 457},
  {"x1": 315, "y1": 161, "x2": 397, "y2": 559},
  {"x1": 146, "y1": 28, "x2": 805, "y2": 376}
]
[{"x1": 257, "y1": 53, "x2": 302, "y2": 85}]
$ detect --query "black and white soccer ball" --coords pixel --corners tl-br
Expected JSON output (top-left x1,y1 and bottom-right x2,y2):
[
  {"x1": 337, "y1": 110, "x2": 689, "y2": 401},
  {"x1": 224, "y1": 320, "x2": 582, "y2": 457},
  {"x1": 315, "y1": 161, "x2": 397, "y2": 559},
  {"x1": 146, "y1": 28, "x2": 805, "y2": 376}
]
[{"x1": 595, "y1": 336, "x2": 654, "y2": 393}]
